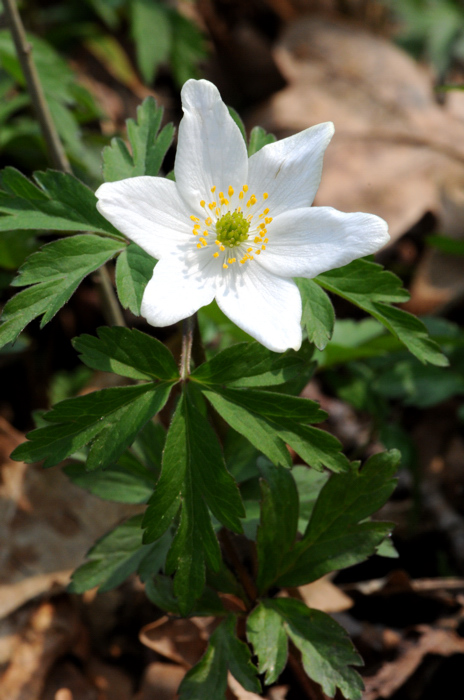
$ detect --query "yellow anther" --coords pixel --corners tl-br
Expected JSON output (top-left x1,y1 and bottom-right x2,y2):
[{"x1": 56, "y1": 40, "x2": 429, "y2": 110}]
[
  {"x1": 263, "y1": 192, "x2": 268, "y2": 199},
  {"x1": 256, "y1": 250, "x2": 261, "y2": 255},
  {"x1": 261, "y1": 245, "x2": 266, "y2": 250},
  {"x1": 190, "y1": 215, "x2": 200, "y2": 223},
  {"x1": 215, "y1": 240, "x2": 221, "y2": 246},
  {"x1": 261, "y1": 228, "x2": 267, "y2": 235},
  {"x1": 265, "y1": 217, "x2": 273, "y2": 224},
  {"x1": 219, "y1": 191, "x2": 224, "y2": 198},
  {"x1": 237, "y1": 206, "x2": 242, "y2": 212},
  {"x1": 247, "y1": 215, "x2": 253, "y2": 222},
  {"x1": 205, "y1": 217, "x2": 212, "y2": 226},
  {"x1": 196, "y1": 243, "x2": 202, "y2": 249},
  {"x1": 243, "y1": 184, "x2": 249, "y2": 192},
  {"x1": 211, "y1": 186, "x2": 216, "y2": 193},
  {"x1": 223, "y1": 263, "x2": 228, "y2": 269},
  {"x1": 216, "y1": 208, "x2": 220, "y2": 216},
  {"x1": 263, "y1": 208, "x2": 270, "y2": 215},
  {"x1": 200, "y1": 200, "x2": 206, "y2": 207},
  {"x1": 254, "y1": 237, "x2": 262, "y2": 244},
  {"x1": 213, "y1": 252, "x2": 219, "y2": 258},
  {"x1": 192, "y1": 230, "x2": 199, "y2": 236},
  {"x1": 203, "y1": 230, "x2": 209, "y2": 236},
  {"x1": 263, "y1": 238, "x2": 269, "y2": 243},
  {"x1": 247, "y1": 247, "x2": 253, "y2": 252},
  {"x1": 228, "y1": 186, "x2": 234, "y2": 196},
  {"x1": 220, "y1": 245, "x2": 225, "y2": 252},
  {"x1": 239, "y1": 191, "x2": 244, "y2": 200},
  {"x1": 258, "y1": 223, "x2": 266, "y2": 230},
  {"x1": 224, "y1": 199, "x2": 229, "y2": 206},
  {"x1": 228, "y1": 258, "x2": 236, "y2": 264},
  {"x1": 208, "y1": 202, "x2": 216, "y2": 210}
]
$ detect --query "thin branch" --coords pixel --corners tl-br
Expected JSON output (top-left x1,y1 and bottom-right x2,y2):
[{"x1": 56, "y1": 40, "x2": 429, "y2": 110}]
[
  {"x1": 180, "y1": 315, "x2": 196, "y2": 380},
  {"x1": 2, "y1": 0, "x2": 71, "y2": 173},
  {"x1": 3, "y1": 0, "x2": 125, "y2": 328}
]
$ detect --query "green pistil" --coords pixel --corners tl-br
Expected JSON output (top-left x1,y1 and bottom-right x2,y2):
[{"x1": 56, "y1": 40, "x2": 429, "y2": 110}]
[{"x1": 215, "y1": 211, "x2": 250, "y2": 248}]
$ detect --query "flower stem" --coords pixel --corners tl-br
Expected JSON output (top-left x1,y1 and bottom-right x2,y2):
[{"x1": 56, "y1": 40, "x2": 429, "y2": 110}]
[
  {"x1": 2, "y1": 0, "x2": 71, "y2": 173},
  {"x1": 180, "y1": 315, "x2": 196, "y2": 380},
  {"x1": 3, "y1": 0, "x2": 125, "y2": 328}
]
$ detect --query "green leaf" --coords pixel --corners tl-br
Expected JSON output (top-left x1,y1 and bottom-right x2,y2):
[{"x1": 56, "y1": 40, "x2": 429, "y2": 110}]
[
  {"x1": 73, "y1": 326, "x2": 179, "y2": 381},
  {"x1": 69, "y1": 515, "x2": 171, "y2": 593},
  {"x1": 131, "y1": 0, "x2": 171, "y2": 84},
  {"x1": 0, "y1": 168, "x2": 121, "y2": 236},
  {"x1": 427, "y1": 234, "x2": 464, "y2": 256},
  {"x1": 11, "y1": 383, "x2": 172, "y2": 470},
  {"x1": 247, "y1": 126, "x2": 277, "y2": 156},
  {"x1": 0, "y1": 235, "x2": 124, "y2": 348},
  {"x1": 316, "y1": 258, "x2": 447, "y2": 366},
  {"x1": 168, "y1": 9, "x2": 207, "y2": 87},
  {"x1": 102, "y1": 97, "x2": 174, "y2": 181},
  {"x1": 256, "y1": 461, "x2": 299, "y2": 594},
  {"x1": 143, "y1": 389, "x2": 245, "y2": 613},
  {"x1": 228, "y1": 107, "x2": 246, "y2": 144},
  {"x1": 64, "y1": 451, "x2": 157, "y2": 503},
  {"x1": 266, "y1": 598, "x2": 364, "y2": 700},
  {"x1": 0, "y1": 230, "x2": 39, "y2": 270},
  {"x1": 247, "y1": 603, "x2": 288, "y2": 685},
  {"x1": 179, "y1": 615, "x2": 261, "y2": 699},
  {"x1": 203, "y1": 387, "x2": 348, "y2": 472},
  {"x1": 115, "y1": 242, "x2": 155, "y2": 314},
  {"x1": 296, "y1": 278, "x2": 335, "y2": 350},
  {"x1": 275, "y1": 451, "x2": 399, "y2": 587},
  {"x1": 191, "y1": 340, "x2": 313, "y2": 388}
]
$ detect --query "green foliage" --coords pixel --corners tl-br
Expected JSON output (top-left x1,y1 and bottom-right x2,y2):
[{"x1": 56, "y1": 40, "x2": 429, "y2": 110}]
[
  {"x1": 102, "y1": 97, "x2": 174, "y2": 181},
  {"x1": 261, "y1": 598, "x2": 364, "y2": 699},
  {"x1": 11, "y1": 382, "x2": 173, "y2": 470},
  {"x1": 0, "y1": 168, "x2": 121, "y2": 235},
  {"x1": 246, "y1": 604, "x2": 288, "y2": 685},
  {"x1": 427, "y1": 234, "x2": 464, "y2": 256},
  {"x1": 274, "y1": 451, "x2": 399, "y2": 588},
  {"x1": 315, "y1": 258, "x2": 447, "y2": 366},
  {"x1": 179, "y1": 615, "x2": 261, "y2": 699},
  {"x1": 297, "y1": 278, "x2": 335, "y2": 350},
  {"x1": 130, "y1": 0, "x2": 171, "y2": 84},
  {"x1": 0, "y1": 235, "x2": 123, "y2": 348},
  {"x1": 143, "y1": 388, "x2": 245, "y2": 614},
  {"x1": 69, "y1": 514, "x2": 172, "y2": 593},
  {"x1": 73, "y1": 326, "x2": 179, "y2": 381},
  {"x1": 115, "y1": 242, "x2": 155, "y2": 314},
  {"x1": 247, "y1": 126, "x2": 277, "y2": 156}
]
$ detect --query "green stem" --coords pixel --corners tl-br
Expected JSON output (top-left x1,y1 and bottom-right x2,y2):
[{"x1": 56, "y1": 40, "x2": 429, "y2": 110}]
[{"x1": 180, "y1": 315, "x2": 196, "y2": 380}]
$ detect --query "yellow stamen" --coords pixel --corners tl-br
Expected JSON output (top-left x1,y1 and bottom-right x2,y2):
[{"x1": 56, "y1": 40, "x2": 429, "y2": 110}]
[
  {"x1": 208, "y1": 202, "x2": 216, "y2": 210},
  {"x1": 243, "y1": 184, "x2": 249, "y2": 192},
  {"x1": 247, "y1": 247, "x2": 253, "y2": 252},
  {"x1": 211, "y1": 186, "x2": 216, "y2": 193},
  {"x1": 215, "y1": 208, "x2": 220, "y2": 217},
  {"x1": 258, "y1": 223, "x2": 266, "y2": 230},
  {"x1": 263, "y1": 208, "x2": 270, "y2": 215},
  {"x1": 223, "y1": 263, "x2": 228, "y2": 269},
  {"x1": 261, "y1": 245, "x2": 266, "y2": 250},
  {"x1": 228, "y1": 186, "x2": 234, "y2": 196},
  {"x1": 263, "y1": 238, "x2": 269, "y2": 243},
  {"x1": 196, "y1": 243, "x2": 202, "y2": 249},
  {"x1": 219, "y1": 191, "x2": 224, "y2": 199},
  {"x1": 265, "y1": 217, "x2": 273, "y2": 224},
  {"x1": 215, "y1": 240, "x2": 221, "y2": 246},
  {"x1": 239, "y1": 191, "x2": 244, "y2": 200},
  {"x1": 190, "y1": 215, "x2": 200, "y2": 223},
  {"x1": 200, "y1": 200, "x2": 206, "y2": 207},
  {"x1": 256, "y1": 250, "x2": 261, "y2": 255},
  {"x1": 203, "y1": 230, "x2": 209, "y2": 236},
  {"x1": 213, "y1": 252, "x2": 219, "y2": 258},
  {"x1": 228, "y1": 258, "x2": 236, "y2": 264},
  {"x1": 263, "y1": 192, "x2": 268, "y2": 199},
  {"x1": 205, "y1": 217, "x2": 212, "y2": 226},
  {"x1": 254, "y1": 237, "x2": 262, "y2": 244},
  {"x1": 220, "y1": 245, "x2": 225, "y2": 252}
]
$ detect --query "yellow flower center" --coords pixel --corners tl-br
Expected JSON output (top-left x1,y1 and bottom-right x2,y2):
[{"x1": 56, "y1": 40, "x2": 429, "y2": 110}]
[{"x1": 189, "y1": 184, "x2": 272, "y2": 270}]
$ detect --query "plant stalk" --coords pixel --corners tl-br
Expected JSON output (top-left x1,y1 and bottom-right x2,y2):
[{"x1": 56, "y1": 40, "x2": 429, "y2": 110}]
[
  {"x1": 180, "y1": 315, "x2": 196, "y2": 380},
  {"x1": 3, "y1": 0, "x2": 125, "y2": 327}
]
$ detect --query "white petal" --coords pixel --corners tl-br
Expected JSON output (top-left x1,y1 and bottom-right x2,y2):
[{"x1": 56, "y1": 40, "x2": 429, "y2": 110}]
[
  {"x1": 141, "y1": 253, "x2": 218, "y2": 327},
  {"x1": 175, "y1": 80, "x2": 248, "y2": 211},
  {"x1": 247, "y1": 123, "x2": 334, "y2": 216},
  {"x1": 96, "y1": 177, "x2": 192, "y2": 259},
  {"x1": 216, "y1": 264, "x2": 302, "y2": 352},
  {"x1": 257, "y1": 207, "x2": 390, "y2": 278}
]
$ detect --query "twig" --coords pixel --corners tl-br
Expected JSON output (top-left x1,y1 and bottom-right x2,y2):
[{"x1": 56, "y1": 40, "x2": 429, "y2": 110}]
[
  {"x1": 2, "y1": 0, "x2": 71, "y2": 173},
  {"x1": 3, "y1": 0, "x2": 125, "y2": 328},
  {"x1": 180, "y1": 315, "x2": 196, "y2": 380},
  {"x1": 219, "y1": 529, "x2": 258, "y2": 606}
]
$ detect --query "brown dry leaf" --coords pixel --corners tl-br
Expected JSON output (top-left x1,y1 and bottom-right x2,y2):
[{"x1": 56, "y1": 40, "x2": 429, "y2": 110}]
[
  {"x1": 363, "y1": 625, "x2": 464, "y2": 699},
  {"x1": 295, "y1": 576, "x2": 354, "y2": 613},
  {"x1": 247, "y1": 17, "x2": 464, "y2": 244},
  {"x1": 139, "y1": 616, "x2": 219, "y2": 668},
  {"x1": 0, "y1": 598, "x2": 80, "y2": 700},
  {"x1": 0, "y1": 416, "x2": 141, "y2": 620},
  {"x1": 132, "y1": 662, "x2": 185, "y2": 700}
]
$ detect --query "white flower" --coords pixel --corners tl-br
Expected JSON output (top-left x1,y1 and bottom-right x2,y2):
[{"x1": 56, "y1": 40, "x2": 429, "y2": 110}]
[{"x1": 96, "y1": 79, "x2": 389, "y2": 352}]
